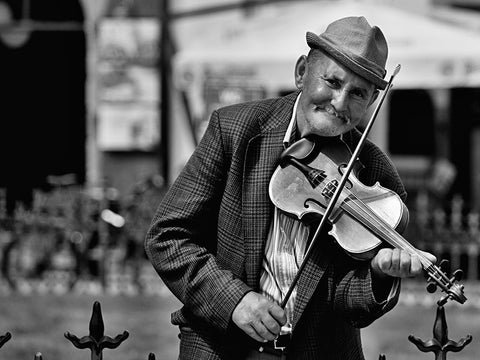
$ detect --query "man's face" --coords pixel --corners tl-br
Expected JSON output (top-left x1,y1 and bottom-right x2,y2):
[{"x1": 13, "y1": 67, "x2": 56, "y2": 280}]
[{"x1": 295, "y1": 52, "x2": 379, "y2": 138}]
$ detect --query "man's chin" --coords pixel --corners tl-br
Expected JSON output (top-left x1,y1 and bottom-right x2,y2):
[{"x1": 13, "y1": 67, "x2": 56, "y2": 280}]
[
  {"x1": 309, "y1": 124, "x2": 347, "y2": 137},
  {"x1": 300, "y1": 116, "x2": 351, "y2": 138},
  {"x1": 310, "y1": 118, "x2": 349, "y2": 135},
  {"x1": 304, "y1": 129, "x2": 343, "y2": 138}
]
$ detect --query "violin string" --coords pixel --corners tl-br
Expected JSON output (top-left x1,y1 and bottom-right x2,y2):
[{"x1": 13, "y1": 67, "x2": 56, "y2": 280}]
[
  {"x1": 341, "y1": 197, "x2": 430, "y2": 263},
  {"x1": 323, "y1": 184, "x2": 452, "y2": 286},
  {"x1": 328, "y1": 186, "x2": 428, "y2": 259}
]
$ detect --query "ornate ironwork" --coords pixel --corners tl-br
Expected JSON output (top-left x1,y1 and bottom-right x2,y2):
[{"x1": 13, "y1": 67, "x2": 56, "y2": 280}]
[
  {"x1": 64, "y1": 301, "x2": 129, "y2": 360},
  {"x1": 408, "y1": 305, "x2": 472, "y2": 360},
  {"x1": 0, "y1": 332, "x2": 11, "y2": 349}
]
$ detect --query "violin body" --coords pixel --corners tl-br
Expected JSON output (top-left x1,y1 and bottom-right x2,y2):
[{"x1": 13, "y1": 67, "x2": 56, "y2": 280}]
[{"x1": 269, "y1": 136, "x2": 408, "y2": 260}]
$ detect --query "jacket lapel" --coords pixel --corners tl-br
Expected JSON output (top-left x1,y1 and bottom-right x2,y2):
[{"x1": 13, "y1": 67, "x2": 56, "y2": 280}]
[
  {"x1": 292, "y1": 240, "x2": 329, "y2": 329},
  {"x1": 244, "y1": 130, "x2": 330, "y2": 327},
  {"x1": 242, "y1": 92, "x2": 299, "y2": 289},
  {"x1": 243, "y1": 127, "x2": 286, "y2": 289}
]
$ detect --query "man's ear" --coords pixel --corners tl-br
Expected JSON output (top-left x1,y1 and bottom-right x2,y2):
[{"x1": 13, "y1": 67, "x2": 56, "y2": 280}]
[{"x1": 294, "y1": 55, "x2": 308, "y2": 90}]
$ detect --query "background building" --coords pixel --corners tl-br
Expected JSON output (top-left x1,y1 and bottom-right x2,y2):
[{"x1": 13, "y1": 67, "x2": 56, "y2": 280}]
[{"x1": 1, "y1": 0, "x2": 480, "y2": 212}]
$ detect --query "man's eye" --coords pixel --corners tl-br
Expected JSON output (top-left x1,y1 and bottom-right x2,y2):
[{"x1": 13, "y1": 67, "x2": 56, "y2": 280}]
[
  {"x1": 351, "y1": 90, "x2": 365, "y2": 99},
  {"x1": 324, "y1": 78, "x2": 339, "y2": 87}
]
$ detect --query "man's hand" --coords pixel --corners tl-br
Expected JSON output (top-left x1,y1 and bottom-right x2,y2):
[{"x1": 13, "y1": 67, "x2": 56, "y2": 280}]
[
  {"x1": 232, "y1": 291, "x2": 287, "y2": 342},
  {"x1": 371, "y1": 248, "x2": 437, "y2": 278}
]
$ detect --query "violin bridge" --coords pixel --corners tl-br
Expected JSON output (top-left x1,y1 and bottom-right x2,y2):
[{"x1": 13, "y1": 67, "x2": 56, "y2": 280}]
[{"x1": 322, "y1": 179, "x2": 338, "y2": 200}]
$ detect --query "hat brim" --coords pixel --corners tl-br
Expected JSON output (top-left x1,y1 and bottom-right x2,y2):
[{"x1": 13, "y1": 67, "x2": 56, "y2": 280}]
[{"x1": 306, "y1": 32, "x2": 388, "y2": 90}]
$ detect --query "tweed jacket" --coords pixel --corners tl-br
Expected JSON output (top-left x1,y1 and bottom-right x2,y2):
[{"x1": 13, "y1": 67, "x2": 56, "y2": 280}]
[{"x1": 145, "y1": 91, "x2": 407, "y2": 359}]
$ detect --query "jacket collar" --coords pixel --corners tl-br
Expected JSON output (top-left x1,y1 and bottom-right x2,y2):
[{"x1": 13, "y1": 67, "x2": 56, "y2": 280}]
[{"x1": 257, "y1": 90, "x2": 300, "y2": 134}]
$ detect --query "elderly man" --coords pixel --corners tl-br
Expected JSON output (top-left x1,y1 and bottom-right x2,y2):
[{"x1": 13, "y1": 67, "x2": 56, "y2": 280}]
[{"x1": 145, "y1": 16, "x2": 436, "y2": 359}]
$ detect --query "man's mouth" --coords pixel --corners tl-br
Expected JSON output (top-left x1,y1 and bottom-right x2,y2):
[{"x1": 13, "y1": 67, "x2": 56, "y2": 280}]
[{"x1": 318, "y1": 105, "x2": 350, "y2": 124}]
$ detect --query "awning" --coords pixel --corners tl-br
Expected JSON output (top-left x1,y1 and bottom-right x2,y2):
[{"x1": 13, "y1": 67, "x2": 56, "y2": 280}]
[{"x1": 173, "y1": 0, "x2": 480, "y2": 90}]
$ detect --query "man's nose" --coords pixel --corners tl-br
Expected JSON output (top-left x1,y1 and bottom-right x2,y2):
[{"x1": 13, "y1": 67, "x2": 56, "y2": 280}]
[{"x1": 331, "y1": 90, "x2": 348, "y2": 112}]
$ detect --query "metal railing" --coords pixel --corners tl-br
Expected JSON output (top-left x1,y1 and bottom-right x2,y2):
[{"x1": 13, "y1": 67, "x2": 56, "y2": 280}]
[
  {"x1": 406, "y1": 193, "x2": 480, "y2": 281},
  {"x1": 0, "y1": 299, "x2": 473, "y2": 360},
  {"x1": 0, "y1": 176, "x2": 165, "y2": 294},
  {"x1": 0, "y1": 301, "x2": 159, "y2": 360}
]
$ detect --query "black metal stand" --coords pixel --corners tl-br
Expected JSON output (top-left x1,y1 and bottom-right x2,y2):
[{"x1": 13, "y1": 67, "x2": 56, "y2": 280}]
[
  {"x1": 408, "y1": 305, "x2": 472, "y2": 360},
  {"x1": 0, "y1": 332, "x2": 11, "y2": 349},
  {"x1": 64, "y1": 301, "x2": 129, "y2": 360}
]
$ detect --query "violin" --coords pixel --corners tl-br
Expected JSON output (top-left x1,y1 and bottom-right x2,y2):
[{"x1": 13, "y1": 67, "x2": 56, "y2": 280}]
[{"x1": 269, "y1": 135, "x2": 467, "y2": 306}]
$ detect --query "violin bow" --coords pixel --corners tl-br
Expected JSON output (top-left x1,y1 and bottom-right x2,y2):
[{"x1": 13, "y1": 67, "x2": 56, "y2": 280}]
[{"x1": 280, "y1": 65, "x2": 401, "y2": 309}]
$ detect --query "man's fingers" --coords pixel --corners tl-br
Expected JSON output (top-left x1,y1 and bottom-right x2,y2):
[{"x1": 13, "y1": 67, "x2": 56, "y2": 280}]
[
  {"x1": 252, "y1": 319, "x2": 277, "y2": 341},
  {"x1": 419, "y1": 249, "x2": 437, "y2": 264},
  {"x1": 269, "y1": 304, "x2": 287, "y2": 327},
  {"x1": 231, "y1": 291, "x2": 286, "y2": 342},
  {"x1": 376, "y1": 248, "x2": 392, "y2": 272},
  {"x1": 245, "y1": 324, "x2": 266, "y2": 343},
  {"x1": 410, "y1": 255, "x2": 423, "y2": 275},
  {"x1": 390, "y1": 248, "x2": 401, "y2": 272},
  {"x1": 261, "y1": 315, "x2": 281, "y2": 336},
  {"x1": 373, "y1": 248, "x2": 437, "y2": 278},
  {"x1": 399, "y1": 250, "x2": 411, "y2": 275}
]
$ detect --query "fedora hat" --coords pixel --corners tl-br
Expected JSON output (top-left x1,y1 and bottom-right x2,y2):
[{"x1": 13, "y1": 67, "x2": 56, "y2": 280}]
[{"x1": 306, "y1": 16, "x2": 388, "y2": 89}]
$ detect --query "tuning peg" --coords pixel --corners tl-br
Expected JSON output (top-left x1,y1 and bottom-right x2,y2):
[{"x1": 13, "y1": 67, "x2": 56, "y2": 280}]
[
  {"x1": 426, "y1": 282, "x2": 437, "y2": 294},
  {"x1": 452, "y1": 269, "x2": 463, "y2": 282},
  {"x1": 424, "y1": 258, "x2": 467, "y2": 305},
  {"x1": 439, "y1": 259, "x2": 450, "y2": 272}
]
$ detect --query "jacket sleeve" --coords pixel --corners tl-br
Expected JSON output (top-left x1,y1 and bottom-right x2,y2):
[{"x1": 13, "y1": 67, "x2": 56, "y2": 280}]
[
  {"x1": 333, "y1": 262, "x2": 400, "y2": 328},
  {"x1": 144, "y1": 110, "x2": 252, "y2": 332}
]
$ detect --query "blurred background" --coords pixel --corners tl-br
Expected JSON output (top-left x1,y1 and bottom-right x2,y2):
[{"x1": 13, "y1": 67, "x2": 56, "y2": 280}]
[{"x1": 1, "y1": 0, "x2": 480, "y2": 359}]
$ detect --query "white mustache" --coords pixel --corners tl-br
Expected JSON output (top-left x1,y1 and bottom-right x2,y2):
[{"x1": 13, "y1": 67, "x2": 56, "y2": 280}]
[{"x1": 325, "y1": 105, "x2": 350, "y2": 123}]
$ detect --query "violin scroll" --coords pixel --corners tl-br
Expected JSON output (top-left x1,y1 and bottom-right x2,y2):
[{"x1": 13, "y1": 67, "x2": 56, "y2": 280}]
[{"x1": 426, "y1": 259, "x2": 467, "y2": 305}]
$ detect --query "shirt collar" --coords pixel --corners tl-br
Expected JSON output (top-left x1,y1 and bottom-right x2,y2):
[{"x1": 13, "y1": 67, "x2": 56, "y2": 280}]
[{"x1": 283, "y1": 92, "x2": 301, "y2": 148}]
